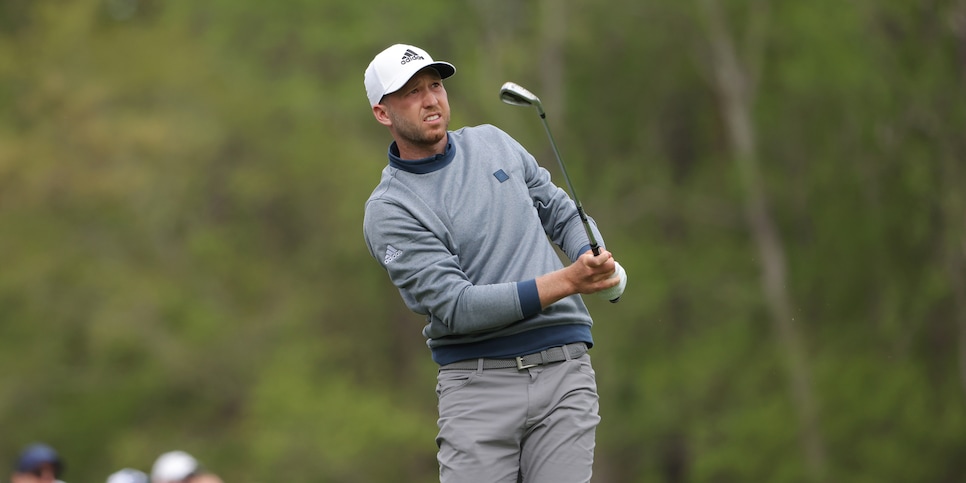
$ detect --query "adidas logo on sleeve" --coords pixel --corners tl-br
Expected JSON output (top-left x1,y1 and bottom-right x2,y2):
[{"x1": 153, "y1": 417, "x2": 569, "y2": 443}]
[{"x1": 384, "y1": 244, "x2": 403, "y2": 264}]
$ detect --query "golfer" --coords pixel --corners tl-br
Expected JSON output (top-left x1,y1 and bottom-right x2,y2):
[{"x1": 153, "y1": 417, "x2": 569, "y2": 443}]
[{"x1": 362, "y1": 44, "x2": 626, "y2": 482}]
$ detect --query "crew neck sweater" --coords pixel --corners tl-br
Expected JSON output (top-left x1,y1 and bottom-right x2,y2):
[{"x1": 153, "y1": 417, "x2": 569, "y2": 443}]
[{"x1": 363, "y1": 124, "x2": 604, "y2": 365}]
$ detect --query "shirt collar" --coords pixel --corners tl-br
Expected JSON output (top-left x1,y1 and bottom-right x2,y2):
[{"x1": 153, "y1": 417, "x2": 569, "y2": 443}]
[{"x1": 388, "y1": 137, "x2": 456, "y2": 174}]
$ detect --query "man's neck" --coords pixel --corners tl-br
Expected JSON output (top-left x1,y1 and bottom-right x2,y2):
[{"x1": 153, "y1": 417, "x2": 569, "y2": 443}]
[{"x1": 395, "y1": 134, "x2": 448, "y2": 161}]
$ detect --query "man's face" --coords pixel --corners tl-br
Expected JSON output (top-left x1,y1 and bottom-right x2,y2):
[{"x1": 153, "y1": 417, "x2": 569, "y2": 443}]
[
  {"x1": 11, "y1": 464, "x2": 57, "y2": 483},
  {"x1": 378, "y1": 68, "x2": 450, "y2": 156}
]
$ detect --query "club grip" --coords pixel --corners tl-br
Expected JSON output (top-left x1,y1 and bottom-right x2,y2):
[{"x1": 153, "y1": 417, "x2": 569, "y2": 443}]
[{"x1": 591, "y1": 244, "x2": 619, "y2": 302}]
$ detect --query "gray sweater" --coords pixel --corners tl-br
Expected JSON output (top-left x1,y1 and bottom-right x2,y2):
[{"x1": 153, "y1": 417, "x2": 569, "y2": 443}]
[{"x1": 363, "y1": 124, "x2": 604, "y2": 365}]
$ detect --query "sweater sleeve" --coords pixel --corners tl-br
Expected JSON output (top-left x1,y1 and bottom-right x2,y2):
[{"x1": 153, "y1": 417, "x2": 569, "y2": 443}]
[{"x1": 363, "y1": 197, "x2": 530, "y2": 336}]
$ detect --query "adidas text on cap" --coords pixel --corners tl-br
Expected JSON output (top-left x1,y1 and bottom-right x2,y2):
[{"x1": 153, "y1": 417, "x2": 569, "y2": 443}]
[{"x1": 364, "y1": 44, "x2": 455, "y2": 107}]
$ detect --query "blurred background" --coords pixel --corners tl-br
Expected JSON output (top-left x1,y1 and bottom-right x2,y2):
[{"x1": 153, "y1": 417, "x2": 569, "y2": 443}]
[{"x1": 2, "y1": 0, "x2": 965, "y2": 481}]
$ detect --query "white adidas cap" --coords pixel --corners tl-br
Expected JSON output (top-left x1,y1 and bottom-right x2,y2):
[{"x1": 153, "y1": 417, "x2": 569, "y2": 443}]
[
  {"x1": 364, "y1": 44, "x2": 455, "y2": 107},
  {"x1": 150, "y1": 451, "x2": 198, "y2": 483}
]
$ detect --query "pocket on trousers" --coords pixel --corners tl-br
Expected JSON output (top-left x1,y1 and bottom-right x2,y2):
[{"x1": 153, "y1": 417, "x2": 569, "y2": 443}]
[
  {"x1": 436, "y1": 370, "x2": 479, "y2": 400},
  {"x1": 574, "y1": 354, "x2": 597, "y2": 379}
]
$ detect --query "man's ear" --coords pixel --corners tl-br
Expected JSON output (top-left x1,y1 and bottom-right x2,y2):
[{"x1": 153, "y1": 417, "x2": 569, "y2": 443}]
[{"x1": 373, "y1": 104, "x2": 392, "y2": 127}]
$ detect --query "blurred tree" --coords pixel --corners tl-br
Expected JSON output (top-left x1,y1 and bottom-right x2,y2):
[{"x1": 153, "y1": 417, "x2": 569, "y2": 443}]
[
  {"x1": 1, "y1": 0, "x2": 965, "y2": 482},
  {"x1": 697, "y1": 0, "x2": 826, "y2": 479}
]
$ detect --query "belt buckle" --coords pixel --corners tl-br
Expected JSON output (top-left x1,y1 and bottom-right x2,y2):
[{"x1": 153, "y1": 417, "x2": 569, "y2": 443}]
[{"x1": 516, "y1": 356, "x2": 537, "y2": 370}]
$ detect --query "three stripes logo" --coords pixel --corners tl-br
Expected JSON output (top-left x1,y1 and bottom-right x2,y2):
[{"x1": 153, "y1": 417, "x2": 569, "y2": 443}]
[
  {"x1": 384, "y1": 244, "x2": 403, "y2": 264},
  {"x1": 400, "y1": 49, "x2": 425, "y2": 65}
]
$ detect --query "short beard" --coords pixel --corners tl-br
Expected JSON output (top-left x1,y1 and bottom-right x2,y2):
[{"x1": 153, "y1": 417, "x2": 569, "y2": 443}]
[{"x1": 387, "y1": 108, "x2": 448, "y2": 149}]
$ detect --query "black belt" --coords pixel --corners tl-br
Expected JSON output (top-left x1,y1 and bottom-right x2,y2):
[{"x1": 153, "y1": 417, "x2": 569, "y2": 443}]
[{"x1": 439, "y1": 342, "x2": 588, "y2": 371}]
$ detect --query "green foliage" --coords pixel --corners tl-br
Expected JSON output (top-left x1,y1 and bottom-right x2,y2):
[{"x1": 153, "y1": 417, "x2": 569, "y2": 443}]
[{"x1": 1, "y1": 0, "x2": 964, "y2": 481}]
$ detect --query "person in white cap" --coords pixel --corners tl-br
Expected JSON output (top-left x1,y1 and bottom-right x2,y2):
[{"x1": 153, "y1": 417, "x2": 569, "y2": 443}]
[
  {"x1": 105, "y1": 468, "x2": 147, "y2": 483},
  {"x1": 149, "y1": 451, "x2": 221, "y2": 483},
  {"x1": 150, "y1": 451, "x2": 195, "y2": 483},
  {"x1": 362, "y1": 44, "x2": 625, "y2": 482}
]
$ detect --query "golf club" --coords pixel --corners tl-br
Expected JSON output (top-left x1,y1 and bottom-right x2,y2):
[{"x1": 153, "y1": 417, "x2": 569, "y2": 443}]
[{"x1": 500, "y1": 81, "x2": 620, "y2": 303}]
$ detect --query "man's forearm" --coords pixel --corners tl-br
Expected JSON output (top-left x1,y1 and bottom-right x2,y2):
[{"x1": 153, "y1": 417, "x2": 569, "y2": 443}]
[{"x1": 535, "y1": 250, "x2": 618, "y2": 308}]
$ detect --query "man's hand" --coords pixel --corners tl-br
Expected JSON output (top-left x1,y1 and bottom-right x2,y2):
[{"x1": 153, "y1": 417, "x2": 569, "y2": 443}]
[
  {"x1": 596, "y1": 261, "x2": 627, "y2": 302},
  {"x1": 536, "y1": 250, "x2": 621, "y2": 308}
]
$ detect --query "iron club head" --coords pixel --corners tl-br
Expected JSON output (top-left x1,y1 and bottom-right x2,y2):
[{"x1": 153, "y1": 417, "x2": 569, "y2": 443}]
[{"x1": 500, "y1": 82, "x2": 545, "y2": 116}]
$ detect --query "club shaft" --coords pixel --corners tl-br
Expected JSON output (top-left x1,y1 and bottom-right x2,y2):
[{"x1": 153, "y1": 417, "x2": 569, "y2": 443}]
[{"x1": 538, "y1": 114, "x2": 600, "y2": 256}]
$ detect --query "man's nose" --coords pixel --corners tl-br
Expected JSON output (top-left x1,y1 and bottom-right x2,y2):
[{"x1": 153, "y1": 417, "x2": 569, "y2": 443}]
[{"x1": 423, "y1": 91, "x2": 439, "y2": 107}]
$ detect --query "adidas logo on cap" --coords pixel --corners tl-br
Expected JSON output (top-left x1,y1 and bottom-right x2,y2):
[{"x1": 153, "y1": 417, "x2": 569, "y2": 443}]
[{"x1": 400, "y1": 49, "x2": 425, "y2": 65}]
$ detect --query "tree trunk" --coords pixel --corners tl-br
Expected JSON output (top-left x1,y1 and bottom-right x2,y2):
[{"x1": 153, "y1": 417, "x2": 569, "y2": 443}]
[
  {"x1": 697, "y1": 0, "x2": 828, "y2": 479},
  {"x1": 949, "y1": 0, "x2": 966, "y2": 403}
]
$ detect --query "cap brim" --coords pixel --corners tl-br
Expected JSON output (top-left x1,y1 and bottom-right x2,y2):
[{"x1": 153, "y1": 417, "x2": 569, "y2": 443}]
[{"x1": 432, "y1": 62, "x2": 456, "y2": 79}]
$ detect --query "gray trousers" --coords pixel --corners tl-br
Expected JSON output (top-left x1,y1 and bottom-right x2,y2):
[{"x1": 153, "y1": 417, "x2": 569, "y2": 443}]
[{"x1": 435, "y1": 352, "x2": 600, "y2": 483}]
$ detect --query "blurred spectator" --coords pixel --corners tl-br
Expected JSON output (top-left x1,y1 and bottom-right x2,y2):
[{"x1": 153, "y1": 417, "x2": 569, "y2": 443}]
[
  {"x1": 184, "y1": 476, "x2": 222, "y2": 483},
  {"x1": 106, "y1": 468, "x2": 148, "y2": 483},
  {"x1": 150, "y1": 451, "x2": 221, "y2": 483},
  {"x1": 150, "y1": 451, "x2": 195, "y2": 483},
  {"x1": 10, "y1": 443, "x2": 63, "y2": 483}
]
